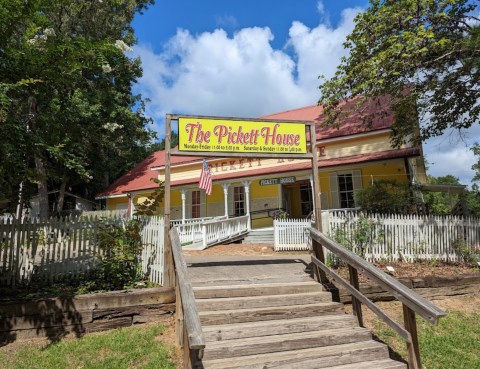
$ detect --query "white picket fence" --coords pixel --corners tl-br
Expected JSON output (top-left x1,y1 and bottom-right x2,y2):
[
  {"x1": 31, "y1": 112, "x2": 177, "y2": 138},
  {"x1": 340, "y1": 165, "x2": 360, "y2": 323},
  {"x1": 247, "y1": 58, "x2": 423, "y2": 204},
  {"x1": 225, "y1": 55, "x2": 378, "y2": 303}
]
[
  {"x1": 274, "y1": 218, "x2": 312, "y2": 251},
  {"x1": 0, "y1": 216, "x2": 164, "y2": 287},
  {"x1": 175, "y1": 215, "x2": 250, "y2": 250},
  {"x1": 274, "y1": 213, "x2": 480, "y2": 262}
]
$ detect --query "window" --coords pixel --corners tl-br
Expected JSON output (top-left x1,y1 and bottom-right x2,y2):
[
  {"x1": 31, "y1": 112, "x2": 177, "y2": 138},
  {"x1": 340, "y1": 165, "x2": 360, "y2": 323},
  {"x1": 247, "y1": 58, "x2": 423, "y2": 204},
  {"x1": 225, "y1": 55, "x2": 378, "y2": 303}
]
[
  {"x1": 234, "y1": 186, "x2": 245, "y2": 216},
  {"x1": 191, "y1": 190, "x2": 201, "y2": 218},
  {"x1": 338, "y1": 174, "x2": 355, "y2": 208},
  {"x1": 300, "y1": 184, "x2": 313, "y2": 216}
]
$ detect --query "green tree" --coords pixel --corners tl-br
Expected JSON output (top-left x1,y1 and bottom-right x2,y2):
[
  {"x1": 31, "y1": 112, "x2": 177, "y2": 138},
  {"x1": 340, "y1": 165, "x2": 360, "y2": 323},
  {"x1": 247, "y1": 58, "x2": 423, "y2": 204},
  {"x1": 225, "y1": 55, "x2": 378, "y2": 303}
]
[
  {"x1": 0, "y1": 0, "x2": 156, "y2": 216},
  {"x1": 472, "y1": 143, "x2": 480, "y2": 182},
  {"x1": 422, "y1": 175, "x2": 462, "y2": 215},
  {"x1": 319, "y1": 0, "x2": 479, "y2": 146}
]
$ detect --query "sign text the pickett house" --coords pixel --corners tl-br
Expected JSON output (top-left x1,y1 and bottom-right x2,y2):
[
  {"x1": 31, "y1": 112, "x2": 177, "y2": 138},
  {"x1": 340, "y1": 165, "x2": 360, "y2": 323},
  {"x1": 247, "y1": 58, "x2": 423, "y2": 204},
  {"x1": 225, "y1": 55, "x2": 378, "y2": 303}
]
[{"x1": 178, "y1": 117, "x2": 307, "y2": 154}]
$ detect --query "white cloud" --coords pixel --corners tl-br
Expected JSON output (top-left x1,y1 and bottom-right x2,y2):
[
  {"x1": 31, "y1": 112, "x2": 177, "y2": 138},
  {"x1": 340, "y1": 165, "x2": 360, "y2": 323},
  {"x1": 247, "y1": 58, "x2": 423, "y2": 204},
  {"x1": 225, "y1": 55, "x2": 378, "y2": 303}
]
[
  {"x1": 133, "y1": 6, "x2": 360, "y2": 133},
  {"x1": 287, "y1": 7, "x2": 359, "y2": 94},
  {"x1": 423, "y1": 126, "x2": 480, "y2": 185}
]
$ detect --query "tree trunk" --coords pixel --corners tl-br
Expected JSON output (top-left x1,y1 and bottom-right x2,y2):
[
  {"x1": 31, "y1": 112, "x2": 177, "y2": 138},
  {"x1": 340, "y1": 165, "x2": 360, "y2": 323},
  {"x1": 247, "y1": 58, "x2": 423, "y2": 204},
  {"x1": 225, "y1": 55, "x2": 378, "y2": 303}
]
[
  {"x1": 56, "y1": 178, "x2": 67, "y2": 214},
  {"x1": 28, "y1": 96, "x2": 49, "y2": 219},
  {"x1": 35, "y1": 156, "x2": 49, "y2": 219}
]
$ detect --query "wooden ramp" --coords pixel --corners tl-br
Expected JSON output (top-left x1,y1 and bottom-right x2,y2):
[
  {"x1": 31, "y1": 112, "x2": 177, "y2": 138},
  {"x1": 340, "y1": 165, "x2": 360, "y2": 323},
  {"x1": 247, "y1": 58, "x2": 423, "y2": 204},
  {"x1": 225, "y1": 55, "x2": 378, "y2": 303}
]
[{"x1": 193, "y1": 278, "x2": 407, "y2": 369}]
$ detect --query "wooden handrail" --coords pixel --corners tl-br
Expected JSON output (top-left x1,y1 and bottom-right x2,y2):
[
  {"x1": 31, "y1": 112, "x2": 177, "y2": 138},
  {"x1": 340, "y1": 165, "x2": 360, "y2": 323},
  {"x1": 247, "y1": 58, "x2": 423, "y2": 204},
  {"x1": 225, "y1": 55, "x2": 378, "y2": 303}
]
[
  {"x1": 310, "y1": 228, "x2": 447, "y2": 369},
  {"x1": 170, "y1": 227, "x2": 205, "y2": 366},
  {"x1": 311, "y1": 228, "x2": 446, "y2": 324}
]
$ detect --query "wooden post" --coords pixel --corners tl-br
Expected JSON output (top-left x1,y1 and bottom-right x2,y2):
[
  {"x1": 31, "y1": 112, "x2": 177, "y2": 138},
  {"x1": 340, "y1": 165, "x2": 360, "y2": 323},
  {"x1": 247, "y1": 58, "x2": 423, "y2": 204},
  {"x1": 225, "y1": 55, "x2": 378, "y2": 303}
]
[
  {"x1": 403, "y1": 303, "x2": 421, "y2": 369},
  {"x1": 348, "y1": 264, "x2": 364, "y2": 327},
  {"x1": 175, "y1": 281, "x2": 184, "y2": 348},
  {"x1": 309, "y1": 123, "x2": 328, "y2": 284},
  {"x1": 164, "y1": 115, "x2": 175, "y2": 288}
]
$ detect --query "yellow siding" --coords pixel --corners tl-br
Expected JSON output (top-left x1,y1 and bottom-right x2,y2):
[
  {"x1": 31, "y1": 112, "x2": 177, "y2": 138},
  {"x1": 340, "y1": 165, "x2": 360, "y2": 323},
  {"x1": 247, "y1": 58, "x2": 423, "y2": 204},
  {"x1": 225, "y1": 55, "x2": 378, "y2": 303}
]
[
  {"x1": 106, "y1": 196, "x2": 128, "y2": 210},
  {"x1": 171, "y1": 189, "x2": 182, "y2": 207},
  {"x1": 360, "y1": 160, "x2": 408, "y2": 187},
  {"x1": 209, "y1": 184, "x2": 224, "y2": 202}
]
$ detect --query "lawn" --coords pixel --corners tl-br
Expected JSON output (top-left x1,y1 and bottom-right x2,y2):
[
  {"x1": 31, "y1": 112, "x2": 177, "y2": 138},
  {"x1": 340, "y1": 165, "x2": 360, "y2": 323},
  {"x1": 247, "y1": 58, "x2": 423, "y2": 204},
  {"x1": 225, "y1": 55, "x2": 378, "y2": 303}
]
[
  {"x1": 366, "y1": 297, "x2": 480, "y2": 369},
  {"x1": 0, "y1": 323, "x2": 178, "y2": 369}
]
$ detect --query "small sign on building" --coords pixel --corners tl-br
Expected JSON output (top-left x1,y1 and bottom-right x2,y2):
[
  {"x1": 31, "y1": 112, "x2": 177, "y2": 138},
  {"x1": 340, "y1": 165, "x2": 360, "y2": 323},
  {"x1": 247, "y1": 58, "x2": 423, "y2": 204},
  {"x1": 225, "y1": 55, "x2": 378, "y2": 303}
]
[{"x1": 259, "y1": 177, "x2": 296, "y2": 186}]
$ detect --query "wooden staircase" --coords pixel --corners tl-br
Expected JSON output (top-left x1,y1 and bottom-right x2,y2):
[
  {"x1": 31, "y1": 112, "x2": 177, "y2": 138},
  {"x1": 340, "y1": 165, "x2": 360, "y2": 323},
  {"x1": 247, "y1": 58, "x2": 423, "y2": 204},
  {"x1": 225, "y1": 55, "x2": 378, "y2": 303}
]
[{"x1": 193, "y1": 280, "x2": 407, "y2": 369}]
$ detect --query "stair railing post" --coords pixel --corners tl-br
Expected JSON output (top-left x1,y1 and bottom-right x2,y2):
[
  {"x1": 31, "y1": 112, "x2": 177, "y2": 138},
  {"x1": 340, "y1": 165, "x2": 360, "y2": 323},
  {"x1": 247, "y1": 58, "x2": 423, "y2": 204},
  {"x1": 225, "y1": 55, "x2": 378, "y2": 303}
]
[
  {"x1": 175, "y1": 279, "x2": 184, "y2": 348},
  {"x1": 403, "y1": 303, "x2": 421, "y2": 369},
  {"x1": 348, "y1": 264, "x2": 364, "y2": 327}
]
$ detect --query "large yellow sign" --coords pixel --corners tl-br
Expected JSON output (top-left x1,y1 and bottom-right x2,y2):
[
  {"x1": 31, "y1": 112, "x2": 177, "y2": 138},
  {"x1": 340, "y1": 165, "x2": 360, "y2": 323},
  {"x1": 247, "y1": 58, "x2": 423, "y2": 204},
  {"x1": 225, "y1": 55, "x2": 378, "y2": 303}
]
[{"x1": 178, "y1": 117, "x2": 307, "y2": 154}]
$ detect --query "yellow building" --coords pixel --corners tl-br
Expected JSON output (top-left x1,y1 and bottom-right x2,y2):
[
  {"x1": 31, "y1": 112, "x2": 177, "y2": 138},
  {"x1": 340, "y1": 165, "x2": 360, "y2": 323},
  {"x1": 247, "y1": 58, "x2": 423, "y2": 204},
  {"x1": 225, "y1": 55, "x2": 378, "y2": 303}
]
[{"x1": 96, "y1": 101, "x2": 427, "y2": 229}]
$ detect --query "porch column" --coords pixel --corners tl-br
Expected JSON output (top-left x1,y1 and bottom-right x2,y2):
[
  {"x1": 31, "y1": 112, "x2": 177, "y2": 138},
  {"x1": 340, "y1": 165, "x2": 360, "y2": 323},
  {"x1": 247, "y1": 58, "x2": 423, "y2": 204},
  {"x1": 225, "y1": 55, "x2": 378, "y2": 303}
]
[
  {"x1": 243, "y1": 180, "x2": 251, "y2": 230},
  {"x1": 181, "y1": 189, "x2": 187, "y2": 224},
  {"x1": 127, "y1": 193, "x2": 133, "y2": 218},
  {"x1": 222, "y1": 183, "x2": 230, "y2": 218}
]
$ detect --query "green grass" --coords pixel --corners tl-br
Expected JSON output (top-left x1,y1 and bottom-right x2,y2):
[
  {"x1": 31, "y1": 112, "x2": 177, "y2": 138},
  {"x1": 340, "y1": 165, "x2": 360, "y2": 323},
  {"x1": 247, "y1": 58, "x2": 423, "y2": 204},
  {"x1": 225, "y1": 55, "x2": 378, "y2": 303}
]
[
  {"x1": 0, "y1": 324, "x2": 177, "y2": 369},
  {"x1": 373, "y1": 310, "x2": 480, "y2": 369}
]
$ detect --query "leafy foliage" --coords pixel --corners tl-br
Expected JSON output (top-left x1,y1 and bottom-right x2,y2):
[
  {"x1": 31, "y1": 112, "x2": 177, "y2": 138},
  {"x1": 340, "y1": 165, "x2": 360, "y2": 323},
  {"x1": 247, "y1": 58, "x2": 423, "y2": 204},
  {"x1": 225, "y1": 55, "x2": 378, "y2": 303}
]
[
  {"x1": 452, "y1": 237, "x2": 480, "y2": 265},
  {"x1": 472, "y1": 143, "x2": 480, "y2": 182},
  {"x1": 319, "y1": 0, "x2": 480, "y2": 146},
  {"x1": 355, "y1": 179, "x2": 419, "y2": 214},
  {"x1": 134, "y1": 179, "x2": 165, "y2": 216},
  {"x1": 91, "y1": 218, "x2": 147, "y2": 291},
  {"x1": 422, "y1": 175, "x2": 462, "y2": 215},
  {"x1": 330, "y1": 214, "x2": 384, "y2": 266},
  {"x1": 0, "y1": 0, "x2": 156, "y2": 215}
]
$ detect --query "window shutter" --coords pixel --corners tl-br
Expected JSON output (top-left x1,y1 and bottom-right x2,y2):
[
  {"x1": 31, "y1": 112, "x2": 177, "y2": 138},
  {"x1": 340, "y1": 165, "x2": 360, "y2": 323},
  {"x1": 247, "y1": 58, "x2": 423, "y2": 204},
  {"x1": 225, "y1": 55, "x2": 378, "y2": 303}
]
[
  {"x1": 186, "y1": 190, "x2": 192, "y2": 219},
  {"x1": 200, "y1": 191, "x2": 207, "y2": 217},
  {"x1": 352, "y1": 170, "x2": 363, "y2": 191},
  {"x1": 329, "y1": 174, "x2": 340, "y2": 209},
  {"x1": 320, "y1": 192, "x2": 329, "y2": 210}
]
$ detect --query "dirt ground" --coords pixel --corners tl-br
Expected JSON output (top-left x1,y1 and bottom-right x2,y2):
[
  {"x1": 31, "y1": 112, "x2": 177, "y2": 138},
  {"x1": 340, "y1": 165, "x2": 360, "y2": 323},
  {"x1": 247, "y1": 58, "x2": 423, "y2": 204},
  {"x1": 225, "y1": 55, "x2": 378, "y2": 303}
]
[{"x1": 185, "y1": 243, "x2": 480, "y2": 280}]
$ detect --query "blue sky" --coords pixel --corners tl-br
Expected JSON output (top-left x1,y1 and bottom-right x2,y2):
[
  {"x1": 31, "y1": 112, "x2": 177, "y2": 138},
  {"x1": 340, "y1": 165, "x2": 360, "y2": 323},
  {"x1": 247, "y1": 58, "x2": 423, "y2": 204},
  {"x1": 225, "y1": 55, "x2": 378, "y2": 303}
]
[{"x1": 131, "y1": 0, "x2": 479, "y2": 185}]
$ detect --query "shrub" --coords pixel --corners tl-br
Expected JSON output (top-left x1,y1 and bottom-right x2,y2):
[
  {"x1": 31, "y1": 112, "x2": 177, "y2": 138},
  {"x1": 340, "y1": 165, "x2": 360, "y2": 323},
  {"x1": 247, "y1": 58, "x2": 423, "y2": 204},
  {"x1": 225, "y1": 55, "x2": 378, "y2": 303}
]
[
  {"x1": 92, "y1": 218, "x2": 147, "y2": 291},
  {"x1": 355, "y1": 179, "x2": 418, "y2": 214}
]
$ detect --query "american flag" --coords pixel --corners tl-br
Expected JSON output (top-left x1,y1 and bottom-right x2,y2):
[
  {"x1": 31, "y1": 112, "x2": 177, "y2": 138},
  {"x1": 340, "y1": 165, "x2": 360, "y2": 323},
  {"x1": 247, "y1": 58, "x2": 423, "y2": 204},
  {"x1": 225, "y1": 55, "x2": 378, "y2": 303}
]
[{"x1": 199, "y1": 159, "x2": 212, "y2": 195}]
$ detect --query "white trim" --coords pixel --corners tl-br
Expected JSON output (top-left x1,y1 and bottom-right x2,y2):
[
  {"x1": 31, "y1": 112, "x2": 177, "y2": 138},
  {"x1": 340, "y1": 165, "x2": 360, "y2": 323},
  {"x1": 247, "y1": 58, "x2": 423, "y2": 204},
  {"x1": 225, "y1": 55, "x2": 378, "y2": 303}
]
[{"x1": 95, "y1": 193, "x2": 127, "y2": 200}]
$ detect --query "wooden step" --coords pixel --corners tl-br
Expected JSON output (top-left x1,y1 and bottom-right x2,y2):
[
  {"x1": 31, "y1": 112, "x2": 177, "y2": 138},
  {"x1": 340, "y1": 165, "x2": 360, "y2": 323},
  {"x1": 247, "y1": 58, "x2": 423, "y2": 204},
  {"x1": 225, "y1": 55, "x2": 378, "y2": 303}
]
[
  {"x1": 191, "y1": 276, "x2": 313, "y2": 288},
  {"x1": 199, "y1": 302, "x2": 344, "y2": 325},
  {"x1": 326, "y1": 358, "x2": 408, "y2": 369},
  {"x1": 202, "y1": 314, "x2": 358, "y2": 342},
  {"x1": 200, "y1": 340, "x2": 390, "y2": 369},
  {"x1": 202, "y1": 326, "x2": 372, "y2": 360},
  {"x1": 194, "y1": 281, "x2": 322, "y2": 299},
  {"x1": 196, "y1": 291, "x2": 331, "y2": 311}
]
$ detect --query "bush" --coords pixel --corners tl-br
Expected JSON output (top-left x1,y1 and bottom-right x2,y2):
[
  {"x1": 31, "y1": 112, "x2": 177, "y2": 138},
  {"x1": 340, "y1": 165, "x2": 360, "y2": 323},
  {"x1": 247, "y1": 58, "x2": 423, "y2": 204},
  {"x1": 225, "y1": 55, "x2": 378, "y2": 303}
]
[
  {"x1": 355, "y1": 179, "x2": 418, "y2": 214},
  {"x1": 91, "y1": 218, "x2": 147, "y2": 291},
  {"x1": 329, "y1": 214, "x2": 383, "y2": 266}
]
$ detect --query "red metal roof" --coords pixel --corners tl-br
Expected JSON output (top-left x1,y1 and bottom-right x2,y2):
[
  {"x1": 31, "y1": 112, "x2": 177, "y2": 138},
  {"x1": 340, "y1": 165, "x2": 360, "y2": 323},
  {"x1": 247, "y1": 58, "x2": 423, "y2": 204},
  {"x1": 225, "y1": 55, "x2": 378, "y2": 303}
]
[
  {"x1": 261, "y1": 96, "x2": 394, "y2": 140},
  {"x1": 96, "y1": 150, "x2": 200, "y2": 198},
  {"x1": 96, "y1": 99, "x2": 401, "y2": 198}
]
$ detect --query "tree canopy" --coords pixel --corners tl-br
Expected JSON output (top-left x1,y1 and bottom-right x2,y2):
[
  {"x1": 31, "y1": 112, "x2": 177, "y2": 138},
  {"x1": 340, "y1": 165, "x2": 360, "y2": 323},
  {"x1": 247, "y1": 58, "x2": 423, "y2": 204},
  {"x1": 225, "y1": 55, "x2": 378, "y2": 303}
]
[
  {"x1": 319, "y1": 0, "x2": 480, "y2": 146},
  {"x1": 0, "y1": 0, "x2": 156, "y2": 216}
]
